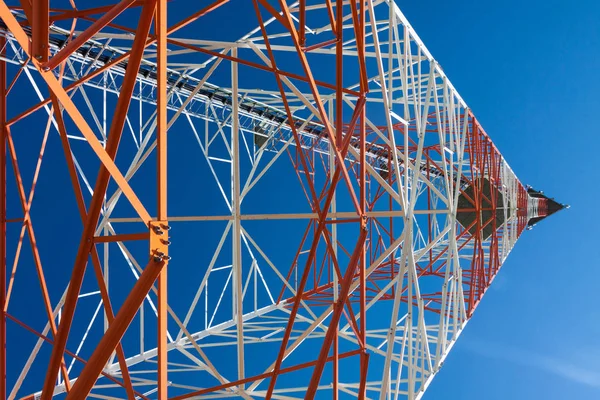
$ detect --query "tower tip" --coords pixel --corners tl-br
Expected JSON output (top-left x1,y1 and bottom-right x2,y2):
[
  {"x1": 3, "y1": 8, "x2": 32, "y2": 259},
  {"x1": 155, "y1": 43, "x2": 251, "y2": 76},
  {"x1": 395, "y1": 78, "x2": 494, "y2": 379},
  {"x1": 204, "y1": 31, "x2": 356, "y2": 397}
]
[{"x1": 526, "y1": 186, "x2": 567, "y2": 228}]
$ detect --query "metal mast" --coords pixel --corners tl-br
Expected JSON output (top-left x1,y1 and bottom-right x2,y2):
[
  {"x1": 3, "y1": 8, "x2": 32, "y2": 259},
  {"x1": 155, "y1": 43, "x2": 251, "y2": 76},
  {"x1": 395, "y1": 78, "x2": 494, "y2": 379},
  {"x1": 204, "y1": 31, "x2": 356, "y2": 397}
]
[{"x1": 0, "y1": 1, "x2": 565, "y2": 399}]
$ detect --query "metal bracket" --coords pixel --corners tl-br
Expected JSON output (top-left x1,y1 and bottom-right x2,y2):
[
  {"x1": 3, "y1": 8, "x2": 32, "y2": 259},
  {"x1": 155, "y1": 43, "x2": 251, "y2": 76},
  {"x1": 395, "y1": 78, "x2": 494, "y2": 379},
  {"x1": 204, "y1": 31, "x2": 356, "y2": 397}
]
[{"x1": 150, "y1": 220, "x2": 170, "y2": 263}]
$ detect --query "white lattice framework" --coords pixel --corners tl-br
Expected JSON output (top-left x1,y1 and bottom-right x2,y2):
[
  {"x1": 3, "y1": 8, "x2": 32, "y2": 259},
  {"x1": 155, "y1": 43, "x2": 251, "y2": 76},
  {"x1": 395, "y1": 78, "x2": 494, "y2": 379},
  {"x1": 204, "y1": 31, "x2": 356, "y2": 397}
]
[{"x1": 0, "y1": 1, "x2": 533, "y2": 399}]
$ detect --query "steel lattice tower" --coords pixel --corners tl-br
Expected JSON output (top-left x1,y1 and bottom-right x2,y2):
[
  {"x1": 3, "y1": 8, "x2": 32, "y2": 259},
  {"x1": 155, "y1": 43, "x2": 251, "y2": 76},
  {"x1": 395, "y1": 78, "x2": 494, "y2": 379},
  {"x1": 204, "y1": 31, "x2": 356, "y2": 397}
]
[{"x1": 0, "y1": 1, "x2": 565, "y2": 399}]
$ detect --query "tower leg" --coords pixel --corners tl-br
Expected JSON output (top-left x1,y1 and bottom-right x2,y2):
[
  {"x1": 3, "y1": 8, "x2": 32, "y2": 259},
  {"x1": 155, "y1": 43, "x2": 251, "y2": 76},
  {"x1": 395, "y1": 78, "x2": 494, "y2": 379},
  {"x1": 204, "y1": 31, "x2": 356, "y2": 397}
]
[
  {"x1": 0, "y1": 35, "x2": 6, "y2": 400},
  {"x1": 156, "y1": 0, "x2": 169, "y2": 397}
]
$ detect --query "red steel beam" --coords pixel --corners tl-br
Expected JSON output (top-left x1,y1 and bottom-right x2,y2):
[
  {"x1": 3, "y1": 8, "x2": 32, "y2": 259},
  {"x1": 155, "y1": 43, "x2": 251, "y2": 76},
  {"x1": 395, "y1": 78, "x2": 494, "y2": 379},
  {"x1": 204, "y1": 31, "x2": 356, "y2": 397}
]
[
  {"x1": 37, "y1": 2, "x2": 157, "y2": 396},
  {"x1": 357, "y1": 1, "x2": 368, "y2": 397},
  {"x1": 0, "y1": 3, "x2": 151, "y2": 221},
  {"x1": 250, "y1": 2, "x2": 367, "y2": 396},
  {"x1": 253, "y1": 4, "x2": 371, "y2": 395},
  {"x1": 49, "y1": 1, "x2": 145, "y2": 22},
  {"x1": 0, "y1": 34, "x2": 5, "y2": 400},
  {"x1": 93, "y1": 232, "x2": 150, "y2": 243},
  {"x1": 171, "y1": 350, "x2": 363, "y2": 400},
  {"x1": 1, "y1": 2, "x2": 232, "y2": 394},
  {"x1": 17, "y1": 0, "x2": 31, "y2": 23},
  {"x1": 31, "y1": 0, "x2": 49, "y2": 62},
  {"x1": 65, "y1": 258, "x2": 167, "y2": 399},
  {"x1": 305, "y1": 230, "x2": 368, "y2": 399},
  {"x1": 51, "y1": 95, "x2": 137, "y2": 399},
  {"x1": 6, "y1": 314, "x2": 149, "y2": 399},
  {"x1": 298, "y1": 0, "x2": 305, "y2": 46},
  {"x1": 6, "y1": 125, "x2": 73, "y2": 392},
  {"x1": 6, "y1": 0, "x2": 231, "y2": 128},
  {"x1": 43, "y1": 0, "x2": 138, "y2": 71}
]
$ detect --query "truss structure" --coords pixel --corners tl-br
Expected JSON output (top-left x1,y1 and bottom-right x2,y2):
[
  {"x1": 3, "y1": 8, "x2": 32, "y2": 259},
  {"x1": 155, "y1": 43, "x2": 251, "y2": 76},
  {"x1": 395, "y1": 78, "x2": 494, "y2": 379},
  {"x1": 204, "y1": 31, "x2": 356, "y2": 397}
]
[{"x1": 0, "y1": 1, "x2": 558, "y2": 399}]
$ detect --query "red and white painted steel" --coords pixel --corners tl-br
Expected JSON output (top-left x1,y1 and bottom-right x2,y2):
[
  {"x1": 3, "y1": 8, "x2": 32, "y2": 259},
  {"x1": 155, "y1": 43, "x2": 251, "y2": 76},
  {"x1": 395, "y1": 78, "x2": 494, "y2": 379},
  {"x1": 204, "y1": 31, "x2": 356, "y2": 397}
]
[{"x1": 0, "y1": 1, "x2": 550, "y2": 399}]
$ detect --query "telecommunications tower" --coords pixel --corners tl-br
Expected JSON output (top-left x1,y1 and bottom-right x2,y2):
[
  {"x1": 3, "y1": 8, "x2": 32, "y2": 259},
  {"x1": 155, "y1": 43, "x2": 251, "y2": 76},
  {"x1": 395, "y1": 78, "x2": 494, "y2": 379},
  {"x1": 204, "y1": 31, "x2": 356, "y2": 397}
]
[{"x1": 0, "y1": 0, "x2": 565, "y2": 399}]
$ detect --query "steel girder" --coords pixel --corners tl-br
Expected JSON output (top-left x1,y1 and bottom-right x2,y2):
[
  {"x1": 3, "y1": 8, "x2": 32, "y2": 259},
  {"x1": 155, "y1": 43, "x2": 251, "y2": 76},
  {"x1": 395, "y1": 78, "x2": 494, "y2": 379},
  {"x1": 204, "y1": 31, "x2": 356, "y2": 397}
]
[{"x1": 0, "y1": 1, "x2": 541, "y2": 399}]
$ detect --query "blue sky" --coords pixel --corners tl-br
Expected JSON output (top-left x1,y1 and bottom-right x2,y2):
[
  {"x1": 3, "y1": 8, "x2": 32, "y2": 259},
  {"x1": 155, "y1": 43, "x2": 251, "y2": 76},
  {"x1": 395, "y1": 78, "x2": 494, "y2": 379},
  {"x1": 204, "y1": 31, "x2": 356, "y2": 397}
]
[
  {"x1": 396, "y1": 0, "x2": 600, "y2": 398},
  {"x1": 3, "y1": 0, "x2": 599, "y2": 398}
]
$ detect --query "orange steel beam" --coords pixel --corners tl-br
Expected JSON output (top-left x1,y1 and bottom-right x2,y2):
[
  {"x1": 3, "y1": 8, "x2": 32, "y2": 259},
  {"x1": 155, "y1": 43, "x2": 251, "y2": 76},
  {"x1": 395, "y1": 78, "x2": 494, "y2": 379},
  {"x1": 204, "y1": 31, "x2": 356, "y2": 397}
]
[
  {"x1": 5, "y1": 0, "x2": 229, "y2": 127},
  {"x1": 77, "y1": 18, "x2": 360, "y2": 99},
  {"x1": 298, "y1": 0, "x2": 305, "y2": 46},
  {"x1": 43, "y1": 0, "x2": 138, "y2": 71},
  {"x1": 0, "y1": 3, "x2": 151, "y2": 221},
  {"x1": 304, "y1": 230, "x2": 367, "y2": 400},
  {"x1": 5, "y1": 0, "x2": 364, "y2": 129},
  {"x1": 0, "y1": 35, "x2": 5, "y2": 400},
  {"x1": 251, "y1": 2, "x2": 368, "y2": 395},
  {"x1": 171, "y1": 350, "x2": 363, "y2": 400},
  {"x1": 358, "y1": 352, "x2": 370, "y2": 399},
  {"x1": 153, "y1": 221, "x2": 169, "y2": 398},
  {"x1": 38, "y1": 0, "x2": 156, "y2": 394},
  {"x1": 17, "y1": 1, "x2": 31, "y2": 16},
  {"x1": 256, "y1": 0, "x2": 290, "y2": 29},
  {"x1": 6, "y1": 313, "x2": 150, "y2": 399},
  {"x1": 358, "y1": 3, "x2": 368, "y2": 397},
  {"x1": 348, "y1": 0, "x2": 368, "y2": 91},
  {"x1": 333, "y1": 334, "x2": 339, "y2": 400},
  {"x1": 6, "y1": 56, "x2": 29, "y2": 96},
  {"x1": 65, "y1": 258, "x2": 167, "y2": 399},
  {"x1": 50, "y1": 1, "x2": 145, "y2": 22},
  {"x1": 93, "y1": 232, "x2": 150, "y2": 243},
  {"x1": 277, "y1": 2, "x2": 361, "y2": 213},
  {"x1": 0, "y1": 2, "x2": 233, "y2": 395},
  {"x1": 51, "y1": 95, "x2": 137, "y2": 399},
  {"x1": 249, "y1": 3, "x2": 369, "y2": 396},
  {"x1": 3, "y1": 127, "x2": 53, "y2": 313},
  {"x1": 334, "y1": 6, "x2": 347, "y2": 395},
  {"x1": 17, "y1": 0, "x2": 32, "y2": 28},
  {"x1": 251, "y1": 0, "x2": 325, "y2": 301},
  {"x1": 31, "y1": 0, "x2": 49, "y2": 62},
  {"x1": 5, "y1": 127, "x2": 73, "y2": 392},
  {"x1": 323, "y1": 0, "x2": 336, "y2": 33},
  {"x1": 86, "y1": 252, "x2": 138, "y2": 400},
  {"x1": 156, "y1": 0, "x2": 168, "y2": 397},
  {"x1": 6, "y1": 0, "x2": 232, "y2": 127}
]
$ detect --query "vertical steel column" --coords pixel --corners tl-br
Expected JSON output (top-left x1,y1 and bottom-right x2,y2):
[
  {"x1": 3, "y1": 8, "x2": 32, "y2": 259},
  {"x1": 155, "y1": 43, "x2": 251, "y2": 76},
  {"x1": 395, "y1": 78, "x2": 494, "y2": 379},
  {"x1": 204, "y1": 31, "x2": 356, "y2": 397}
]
[
  {"x1": 156, "y1": 0, "x2": 169, "y2": 397},
  {"x1": 358, "y1": 1, "x2": 368, "y2": 397},
  {"x1": 0, "y1": 35, "x2": 6, "y2": 400},
  {"x1": 358, "y1": 106, "x2": 368, "y2": 399},
  {"x1": 31, "y1": 0, "x2": 49, "y2": 62},
  {"x1": 328, "y1": 99, "x2": 339, "y2": 400},
  {"x1": 37, "y1": 2, "x2": 157, "y2": 397},
  {"x1": 231, "y1": 47, "x2": 245, "y2": 389},
  {"x1": 334, "y1": 0, "x2": 344, "y2": 394},
  {"x1": 298, "y1": 0, "x2": 306, "y2": 46}
]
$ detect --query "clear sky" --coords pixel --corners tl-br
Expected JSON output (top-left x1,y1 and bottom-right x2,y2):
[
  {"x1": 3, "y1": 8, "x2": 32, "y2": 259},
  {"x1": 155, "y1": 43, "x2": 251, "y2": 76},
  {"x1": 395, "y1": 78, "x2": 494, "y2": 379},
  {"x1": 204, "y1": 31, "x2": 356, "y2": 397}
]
[
  {"x1": 3, "y1": 0, "x2": 599, "y2": 399},
  {"x1": 395, "y1": 0, "x2": 600, "y2": 398}
]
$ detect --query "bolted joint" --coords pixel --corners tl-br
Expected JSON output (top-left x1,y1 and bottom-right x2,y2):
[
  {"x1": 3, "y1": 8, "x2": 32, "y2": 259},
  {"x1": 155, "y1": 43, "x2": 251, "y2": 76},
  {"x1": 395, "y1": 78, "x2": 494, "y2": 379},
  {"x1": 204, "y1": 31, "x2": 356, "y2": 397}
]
[
  {"x1": 150, "y1": 220, "x2": 170, "y2": 264},
  {"x1": 153, "y1": 252, "x2": 172, "y2": 263}
]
